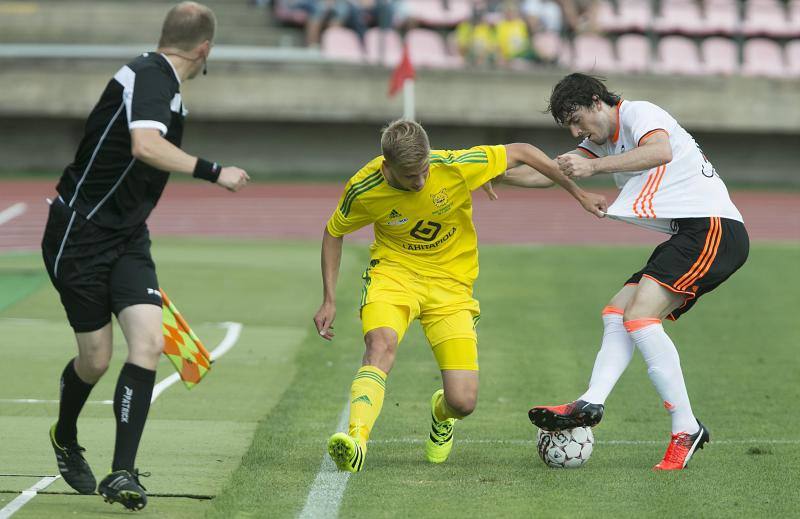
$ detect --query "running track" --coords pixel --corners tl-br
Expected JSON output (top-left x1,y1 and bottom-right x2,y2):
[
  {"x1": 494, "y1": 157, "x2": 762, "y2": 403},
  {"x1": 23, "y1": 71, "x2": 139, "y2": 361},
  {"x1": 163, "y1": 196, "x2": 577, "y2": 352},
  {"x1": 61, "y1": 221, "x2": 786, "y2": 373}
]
[{"x1": 1, "y1": 181, "x2": 798, "y2": 252}]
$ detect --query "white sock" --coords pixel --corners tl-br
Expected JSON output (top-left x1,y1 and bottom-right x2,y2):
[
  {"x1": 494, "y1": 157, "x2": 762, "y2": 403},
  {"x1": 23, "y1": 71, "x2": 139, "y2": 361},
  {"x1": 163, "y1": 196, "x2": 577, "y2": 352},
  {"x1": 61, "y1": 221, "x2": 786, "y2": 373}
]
[
  {"x1": 579, "y1": 307, "x2": 634, "y2": 405},
  {"x1": 625, "y1": 319, "x2": 699, "y2": 434}
]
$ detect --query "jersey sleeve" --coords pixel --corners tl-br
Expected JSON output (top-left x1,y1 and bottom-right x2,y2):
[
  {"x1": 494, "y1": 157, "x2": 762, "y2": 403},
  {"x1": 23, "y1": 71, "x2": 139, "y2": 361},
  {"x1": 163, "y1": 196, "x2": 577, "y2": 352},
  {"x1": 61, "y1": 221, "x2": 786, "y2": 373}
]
[
  {"x1": 128, "y1": 66, "x2": 174, "y2": 135},
  {"x1": 576, "y1": 139, "x2": 603, "y2": 158},
  {"x1": 437, "y1": 145, "x2": 508, "y2": 191},
  {"x1": 325, "y1": 180, "x2": 375, "y2": 237},
  {"x1": 626, "y1": 102, "x2": 672, "y2": 147}
]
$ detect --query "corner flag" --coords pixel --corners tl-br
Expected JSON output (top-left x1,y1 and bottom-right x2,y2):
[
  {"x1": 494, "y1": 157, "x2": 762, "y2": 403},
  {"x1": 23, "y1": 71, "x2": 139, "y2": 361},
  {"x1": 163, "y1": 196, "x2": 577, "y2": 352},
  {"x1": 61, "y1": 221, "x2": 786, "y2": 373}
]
[{"x1": 388, "y1": 45, "x2": 415, "y2": 97}]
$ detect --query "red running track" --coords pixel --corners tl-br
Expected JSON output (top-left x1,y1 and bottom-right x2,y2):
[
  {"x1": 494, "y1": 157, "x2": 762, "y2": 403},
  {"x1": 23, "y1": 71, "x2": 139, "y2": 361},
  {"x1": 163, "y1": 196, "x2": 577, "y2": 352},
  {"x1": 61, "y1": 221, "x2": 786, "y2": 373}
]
[{"x1": 1, "y1": 180, "x2": 798, "y2": 252}]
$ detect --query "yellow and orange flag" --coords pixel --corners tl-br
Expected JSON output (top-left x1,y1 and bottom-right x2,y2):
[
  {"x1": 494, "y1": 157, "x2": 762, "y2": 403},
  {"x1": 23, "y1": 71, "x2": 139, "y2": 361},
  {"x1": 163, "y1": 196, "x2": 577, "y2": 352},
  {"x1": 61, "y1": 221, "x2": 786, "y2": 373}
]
[{"x1": 160, "y1": 288, "x2": 212, "y2": 389}]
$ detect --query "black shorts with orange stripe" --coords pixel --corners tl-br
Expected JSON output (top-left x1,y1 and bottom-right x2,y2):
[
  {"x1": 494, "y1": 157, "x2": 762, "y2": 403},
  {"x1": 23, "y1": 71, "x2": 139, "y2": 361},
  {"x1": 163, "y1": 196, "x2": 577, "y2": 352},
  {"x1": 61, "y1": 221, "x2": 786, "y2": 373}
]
[{"x1": 625, "y1": 217, "x2": 749, "y2": 320}]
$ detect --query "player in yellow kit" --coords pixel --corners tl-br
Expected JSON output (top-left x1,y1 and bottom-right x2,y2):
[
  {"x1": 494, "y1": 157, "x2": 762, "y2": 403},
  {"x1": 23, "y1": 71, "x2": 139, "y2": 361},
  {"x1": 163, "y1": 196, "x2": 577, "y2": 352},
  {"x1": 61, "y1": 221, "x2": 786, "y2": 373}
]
[{"x1": 313, "y1": 120, "x2": 606, "y2": 472}]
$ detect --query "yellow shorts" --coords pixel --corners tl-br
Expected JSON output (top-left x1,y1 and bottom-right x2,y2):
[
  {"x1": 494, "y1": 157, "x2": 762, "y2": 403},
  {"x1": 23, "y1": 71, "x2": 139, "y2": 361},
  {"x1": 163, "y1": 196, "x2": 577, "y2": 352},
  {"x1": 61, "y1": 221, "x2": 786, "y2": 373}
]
[{"x1": 360, "y1": 259, "x2": 481, "y2": 371}]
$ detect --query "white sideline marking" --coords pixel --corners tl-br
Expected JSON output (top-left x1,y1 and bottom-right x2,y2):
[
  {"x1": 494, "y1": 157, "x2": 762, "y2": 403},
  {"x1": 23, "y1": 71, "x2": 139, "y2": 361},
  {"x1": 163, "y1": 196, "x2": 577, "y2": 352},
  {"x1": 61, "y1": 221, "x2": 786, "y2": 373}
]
[
  {"x1": 368, "y1": 438, "x2": 800, "y2": 446},
  {"x1": 0, "y1": 318, "x2": 49, "y2": 325},
  {"x1": 150, "y1": 321, "x2": 243, "y2": 403},
  {"x1": 0, "y1": 399, "x2": 110, "y2": 405},
  {"x1": 0, "y1": 322, "x2": 243, "y2": 406},
  {"x1": 0, "y1": 475, "x2": 59, "y2": 519},
  {"x1": 298, "y1": 398, "x2": 351, "y2": 519},
  {"x1": 0, "y1": 203, "x2": 26, "y2": 227}
]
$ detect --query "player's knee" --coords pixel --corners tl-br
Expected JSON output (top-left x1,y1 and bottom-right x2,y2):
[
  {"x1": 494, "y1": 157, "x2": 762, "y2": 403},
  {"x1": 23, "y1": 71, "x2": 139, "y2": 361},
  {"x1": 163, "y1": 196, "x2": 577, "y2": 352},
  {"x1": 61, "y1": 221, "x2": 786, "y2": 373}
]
[
  {"x1": 132, "y1": 333, "x2": 164, "y2": 360},
  {"x1": 445, "y1": 392, "x2": 477, "y2": 417},
  {"x1": 622, "y1": 303, "x2": 654, "y2": 323},
  {"x1": 363, "y1": 342, "x2": 396, "y2": 372},
  {"x1": 77, "y1": 356, "x2": 110, "y2": 379},
  {"x1": 364, "y1": 330, "x2": 398, "y2": 369}
]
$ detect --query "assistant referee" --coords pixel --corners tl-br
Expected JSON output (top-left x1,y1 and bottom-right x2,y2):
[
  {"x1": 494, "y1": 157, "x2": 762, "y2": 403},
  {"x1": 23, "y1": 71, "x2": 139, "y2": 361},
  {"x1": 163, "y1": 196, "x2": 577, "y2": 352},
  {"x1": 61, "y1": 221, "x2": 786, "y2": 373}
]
[{"x1": 41, "y1": 2, "x2": 248, "y2": 511}]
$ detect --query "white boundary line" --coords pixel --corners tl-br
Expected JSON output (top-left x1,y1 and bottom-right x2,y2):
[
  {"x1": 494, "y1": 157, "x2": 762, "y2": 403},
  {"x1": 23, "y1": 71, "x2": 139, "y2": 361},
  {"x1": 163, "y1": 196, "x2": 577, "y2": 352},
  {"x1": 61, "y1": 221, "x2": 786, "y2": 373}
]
[
  {"x1": 0, "y1": 399, "x2": 117, "y2": 406},
  {"x1": 298, "y1": 398, "x2": 351, "y2": 519},
  {"x1": 0, "y1": 475, "x2": 60, "y2": 519},
  {"x1": 367, "y1": 438, "x2": 800, "y2": 446},
  {"x1": 0, "y1": 203, "x2": 26, "y2": 227},
  {"x1": 0, "y1": 322, "x2": 243, "y2": 406}
]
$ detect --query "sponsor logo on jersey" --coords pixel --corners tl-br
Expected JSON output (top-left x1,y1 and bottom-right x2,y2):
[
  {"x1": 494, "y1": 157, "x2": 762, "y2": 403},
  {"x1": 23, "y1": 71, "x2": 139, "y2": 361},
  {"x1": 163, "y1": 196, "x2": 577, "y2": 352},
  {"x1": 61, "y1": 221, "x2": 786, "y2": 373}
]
[
  {"x1": 147, "y1": 288, "x2": 162, "y2": 298},
  {"x1": 410, "y1": 220, "x2": 442, "y2": 241},
  {"x1": 385, "y1": 209, "x2": 408, "y2": 226},
  {"x1": 403, "y1": 226, "x2": 457, "y2": 251}
]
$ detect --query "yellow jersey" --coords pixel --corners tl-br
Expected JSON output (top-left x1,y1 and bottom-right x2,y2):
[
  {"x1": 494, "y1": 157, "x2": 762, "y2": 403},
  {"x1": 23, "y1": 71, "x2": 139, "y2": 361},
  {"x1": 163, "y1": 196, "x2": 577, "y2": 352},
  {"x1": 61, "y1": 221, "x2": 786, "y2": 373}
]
[
  {"x1": 496, "y1": 19, "x2": 529, "y2": 59},
  {"x1": 326, "y1": 145, "x2": 508, "y2": 285}
]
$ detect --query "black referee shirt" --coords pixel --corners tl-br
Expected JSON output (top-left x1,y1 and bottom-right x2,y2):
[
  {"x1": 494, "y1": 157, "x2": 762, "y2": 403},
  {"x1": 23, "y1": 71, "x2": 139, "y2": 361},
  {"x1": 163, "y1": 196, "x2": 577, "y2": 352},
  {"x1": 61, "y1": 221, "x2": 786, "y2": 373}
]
[{"x1": 56, "y1": 52, "x2": 185, "y2": 230}]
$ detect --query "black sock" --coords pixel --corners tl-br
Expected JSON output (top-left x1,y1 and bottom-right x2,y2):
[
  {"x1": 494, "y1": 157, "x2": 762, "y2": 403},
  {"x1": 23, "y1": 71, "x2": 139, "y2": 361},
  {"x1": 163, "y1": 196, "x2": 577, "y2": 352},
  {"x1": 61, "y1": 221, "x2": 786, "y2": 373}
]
[
  {"x1": 55, "y1": 358, "x2": 95, "y2": 444},
  {"x1": 111, "y1": 363, "x2": 156, "y2": 472}
]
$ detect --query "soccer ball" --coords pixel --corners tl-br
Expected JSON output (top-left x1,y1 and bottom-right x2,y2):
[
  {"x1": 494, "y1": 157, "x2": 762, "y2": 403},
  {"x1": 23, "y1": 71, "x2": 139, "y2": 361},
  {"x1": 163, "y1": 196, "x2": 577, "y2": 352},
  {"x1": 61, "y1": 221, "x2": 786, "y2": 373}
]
[{"x1": 536, "y1": 426, "x2": 594, "y2": 468}]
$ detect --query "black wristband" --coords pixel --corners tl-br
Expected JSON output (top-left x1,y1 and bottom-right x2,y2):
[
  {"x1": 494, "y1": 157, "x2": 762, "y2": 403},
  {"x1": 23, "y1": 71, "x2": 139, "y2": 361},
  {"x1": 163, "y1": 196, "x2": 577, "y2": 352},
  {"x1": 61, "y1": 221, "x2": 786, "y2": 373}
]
[{"x1": 193, "y1": 158, "x2": 221, "y2": 183}]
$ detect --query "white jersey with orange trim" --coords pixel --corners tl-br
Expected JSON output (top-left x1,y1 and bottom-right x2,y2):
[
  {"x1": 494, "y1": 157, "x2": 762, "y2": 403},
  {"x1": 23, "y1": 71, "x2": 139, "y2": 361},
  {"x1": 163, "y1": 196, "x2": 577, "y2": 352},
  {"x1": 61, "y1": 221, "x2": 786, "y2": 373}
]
[{"x1": 577, "y1": 100, "x2": 743, "y2": 234}]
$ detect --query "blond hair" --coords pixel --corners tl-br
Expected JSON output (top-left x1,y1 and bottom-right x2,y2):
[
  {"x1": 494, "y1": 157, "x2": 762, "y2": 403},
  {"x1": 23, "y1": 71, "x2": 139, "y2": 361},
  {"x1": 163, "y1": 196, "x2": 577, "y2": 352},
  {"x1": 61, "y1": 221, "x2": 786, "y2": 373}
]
[
  {"x1": 380, "y1": 120, "x2": 430, "y2": 173},
  {"x1": 158, "y1": 2, "x2": 216, "y2": 52}
]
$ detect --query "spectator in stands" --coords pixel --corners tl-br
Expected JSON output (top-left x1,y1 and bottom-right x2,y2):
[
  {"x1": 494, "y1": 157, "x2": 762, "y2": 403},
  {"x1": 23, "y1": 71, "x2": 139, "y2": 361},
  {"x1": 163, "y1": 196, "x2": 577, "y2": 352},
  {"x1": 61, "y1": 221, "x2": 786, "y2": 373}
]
[
  {"x1": 293, "y1": 0, "x2": 360, "y2": 46},
  {"x1": 522, "y1": 0, "x2": 563, "y2": 34},
  {"x1": 495, "y1": 1, "x2": 533, "y2": 66},
  {"x1": 558, "y1": 0, "x2": 599, "y2": 35},
  {"x1": 352, "y1": 0, "x2": 414, "y2": 38},
  {"x1": 456, "y1": 1, "x2": 497, "y2": 66}
]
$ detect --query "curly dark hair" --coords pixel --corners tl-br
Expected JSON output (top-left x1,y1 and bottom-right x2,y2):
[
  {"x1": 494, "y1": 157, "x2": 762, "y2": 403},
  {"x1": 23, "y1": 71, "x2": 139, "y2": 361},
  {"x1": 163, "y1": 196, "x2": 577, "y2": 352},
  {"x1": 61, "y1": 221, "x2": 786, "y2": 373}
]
[{"x1": 546, "y1": 73, "x2": 621, "y2": 126}]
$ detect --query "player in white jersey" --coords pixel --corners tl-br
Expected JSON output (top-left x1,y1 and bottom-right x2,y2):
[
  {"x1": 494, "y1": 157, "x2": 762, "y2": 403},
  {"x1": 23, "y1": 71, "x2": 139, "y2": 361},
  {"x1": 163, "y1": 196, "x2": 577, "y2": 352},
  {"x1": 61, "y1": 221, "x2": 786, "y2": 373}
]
[{"x1": 527, "y1": 73, "x2": 749, "y2": 470}]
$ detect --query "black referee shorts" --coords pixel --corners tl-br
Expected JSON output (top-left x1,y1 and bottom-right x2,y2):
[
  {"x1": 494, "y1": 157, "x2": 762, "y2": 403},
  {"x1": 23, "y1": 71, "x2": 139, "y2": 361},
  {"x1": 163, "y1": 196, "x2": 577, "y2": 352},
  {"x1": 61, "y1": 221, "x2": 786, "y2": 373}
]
[
  {"x1": 41, "y1": 198, "x2": 162, "y2": 333},
  {"x1": 625, "y1": 217, "x2": 749, "y2": 321}
]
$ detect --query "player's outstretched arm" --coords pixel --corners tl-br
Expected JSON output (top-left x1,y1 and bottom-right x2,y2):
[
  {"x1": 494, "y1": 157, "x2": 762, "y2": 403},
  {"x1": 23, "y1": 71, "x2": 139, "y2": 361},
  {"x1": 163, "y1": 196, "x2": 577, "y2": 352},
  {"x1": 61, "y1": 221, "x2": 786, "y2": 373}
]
[
  {"x1": 498, "y1": 165, "x2": 555, "y2": 188},
  {"x1": 480, "y1": 165, "x2": 554, "y2": 200},
  {"x1": 314, "y1": 228, "x2": 343, "y2": 341},
  {"x1": 131, "y1": 128, "x2": 250, "y2": 191},
  {"x1": 504, "y1": 143, "x2": 607, "y2": 217},
  {"x1": 557, "y1": 132, "x2": 672, "y2": 179}
]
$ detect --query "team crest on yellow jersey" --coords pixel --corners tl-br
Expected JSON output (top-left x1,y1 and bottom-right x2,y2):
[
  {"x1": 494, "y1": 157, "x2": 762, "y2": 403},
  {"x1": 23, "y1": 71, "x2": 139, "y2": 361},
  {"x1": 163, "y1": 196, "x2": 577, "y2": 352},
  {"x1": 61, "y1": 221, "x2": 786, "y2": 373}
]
[
  {"x1": 431, "y1": 188, "x2": 453, "y2": 216},
  {"x1": 431, "y1": 188, "x2": 448, "y2": 207}
]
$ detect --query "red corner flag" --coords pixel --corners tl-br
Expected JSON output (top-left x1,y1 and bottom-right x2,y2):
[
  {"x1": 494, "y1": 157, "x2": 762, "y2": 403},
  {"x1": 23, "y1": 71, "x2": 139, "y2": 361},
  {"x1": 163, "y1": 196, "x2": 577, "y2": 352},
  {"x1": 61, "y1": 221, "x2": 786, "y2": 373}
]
[{"x1": 388, "y1": 45, "x2": 415, "y2": 97}]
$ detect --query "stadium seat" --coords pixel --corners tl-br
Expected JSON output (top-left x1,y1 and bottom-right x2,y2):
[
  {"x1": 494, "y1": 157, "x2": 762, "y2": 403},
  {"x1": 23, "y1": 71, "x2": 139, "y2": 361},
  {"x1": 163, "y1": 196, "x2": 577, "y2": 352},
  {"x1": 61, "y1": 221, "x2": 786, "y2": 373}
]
[
  {"x1": 406, "y1": 28, "x2": 461, "y2": 68},
  {"x1": 701, "y1": 36, "x2": 739, "y2": 75},
  {"x1": 741, "y1": 38, "x2": 787, "y2": 77},
  {"x1": 616, "y1": 33, "x2": 652, "y2": 73},
  {"x1": 789, "y1": 0, "x2": 800, "y2": 37},
  {"x1": 654, "y1": 35, "x2": 703, "y2": 75},
  {"x1": 365, "y1": 28, "x2": 404, "y2": 67},
  {"x1": 785, "y1": 40, "x2": 800, "y2": 76},
  {"x1": 702, "y1": 0, "x2": 740, "y2": 35},
  {"x1": 614, "y1": 0, "x2": 653, "y2": 33},
  {"x1": 406, "y1": 0, "x2": 472, "y2": 28},
  {"x1": 532, "y1": 31, "x2": 569, "y2": 65},
  {"x1": 321, "y1": 27, "x2": 364, "y2": 63},
  {"x1": 653, "y1": 0, "x2": 704, "y2": 35},
  {"x1": 572, "y1": 34, "x2": 617, "y2": 72},
  {"x1": 742, "y1": 0, "x2": 792, "y2": 38},
  {"x1": 595, "y1": 0, "x2": 623, "y2": 33}
]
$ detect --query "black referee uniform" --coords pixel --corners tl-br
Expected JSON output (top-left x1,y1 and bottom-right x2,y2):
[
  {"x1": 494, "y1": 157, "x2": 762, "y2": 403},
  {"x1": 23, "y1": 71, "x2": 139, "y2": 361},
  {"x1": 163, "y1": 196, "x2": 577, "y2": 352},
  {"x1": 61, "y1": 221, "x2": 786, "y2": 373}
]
[{"x1": 42, "y1": 52, "x2": 184, "y2": 332}]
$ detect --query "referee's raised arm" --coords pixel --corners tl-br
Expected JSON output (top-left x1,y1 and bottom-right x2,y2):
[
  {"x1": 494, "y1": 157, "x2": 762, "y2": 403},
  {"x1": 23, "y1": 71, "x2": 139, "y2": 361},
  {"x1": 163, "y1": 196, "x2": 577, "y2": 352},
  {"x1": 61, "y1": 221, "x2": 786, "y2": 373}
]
[{"x1": 133, "y1": 1, "x2": 249, "y2": 192}]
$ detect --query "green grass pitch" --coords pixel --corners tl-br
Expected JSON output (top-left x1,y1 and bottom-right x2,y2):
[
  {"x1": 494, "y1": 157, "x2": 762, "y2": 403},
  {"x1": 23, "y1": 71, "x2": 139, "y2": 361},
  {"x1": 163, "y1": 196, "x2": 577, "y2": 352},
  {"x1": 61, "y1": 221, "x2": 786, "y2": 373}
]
[{"x1": 1, "y1": 239, "x2": 798, "y2": 518}]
